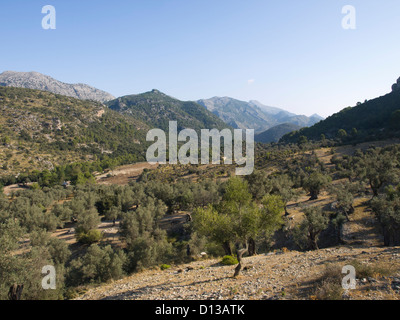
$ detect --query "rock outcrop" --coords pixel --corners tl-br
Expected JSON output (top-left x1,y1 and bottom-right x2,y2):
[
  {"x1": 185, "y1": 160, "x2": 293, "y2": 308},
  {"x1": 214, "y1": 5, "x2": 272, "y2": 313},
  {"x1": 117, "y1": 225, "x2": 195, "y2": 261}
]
[{"x1": 0, "y1": 71, "x2": 115, "y2": 103}]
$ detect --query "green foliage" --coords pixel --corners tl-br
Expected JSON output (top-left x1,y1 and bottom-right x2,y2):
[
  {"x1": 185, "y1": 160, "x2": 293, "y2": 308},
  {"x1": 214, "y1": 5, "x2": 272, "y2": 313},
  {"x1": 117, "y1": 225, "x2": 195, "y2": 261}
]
[
  {"x1": 194, "y1": 177, "x2": 284, "y2": 256},
  {"x1": 106, "y1": 89, "x2": 229, "y2": 133},
  {"x1": 76, "y1": 229, "x2": 102, "y2": 244},
  {"x1": 67, "y1": 244, "x2": 126, "y2": 286},
  {"x1": 221, "y1": 255, "x2": 239, "y2": 265},
  {"x1": 119, "y1": 197, "x2": 172, "y2": 272},
  {"x1": 0, "y1": 86, "x2": 148, "y2": 178},
  {"x1": 371, "y1": 186, "x2": 400, "y2": 246},
  {"x1": 303, "y1": 171, "x2": 332, "y2": 200},
  {"x1": 76, "y1": 207, "x2": 101, "y2": 234},
  {"x1": 293, "y1": 206, "x2": 329, "y2": 250},
  {"x1": 270, "y1": 174, "x2": 298, "y2": 213},
  {"x1": 244, "y1": 169, "x2": 272, "y2": 201},
  {"x1": 0, "y1": 219, "x2": 67, "y2": 300},
  {"x1": 160, "y1": 264, "x2": 171, "y2": 270},
  {"x1": 281, "y1": 89, "x2": 400, "y2": 144}
]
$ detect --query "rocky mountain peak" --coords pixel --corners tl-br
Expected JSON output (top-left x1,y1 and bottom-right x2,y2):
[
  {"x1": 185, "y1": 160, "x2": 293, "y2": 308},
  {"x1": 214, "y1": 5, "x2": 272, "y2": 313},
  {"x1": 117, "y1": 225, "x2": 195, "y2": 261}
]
[{"x1": 0, "y1": 71, "x2": 115, "y2": 103}]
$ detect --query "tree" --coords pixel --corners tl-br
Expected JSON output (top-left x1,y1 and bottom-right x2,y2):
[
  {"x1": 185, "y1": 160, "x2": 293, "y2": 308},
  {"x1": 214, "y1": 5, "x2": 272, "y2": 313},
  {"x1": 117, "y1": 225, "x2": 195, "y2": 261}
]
[
  {"x1": 298, "y1": 136, "x2": 308, "y2": 147},
  {"x1": 75, "y1": 207, "x2": 101, "y2": 243},
  {"x1": 303, "y1": 172, "x2": 331, "y2": 200},
  {"x1": 194, "y1": 177, "x2": 284, "y2": 277},
  {"x1": 330, "y1": 182, "x2": 357, "y2": 221},
  {"x1": 270, "y1": 174, "x2": 298, "y2": 215},
  {"x1": 371, "y1": 186, "x2": 400, "y2": 246},
  {"x1": 119, "y1": 198, "x2": 171, "y2": 272},
  {"x1": 337, "y1": 129, "x2": 347, "y2": 141},
  {"x1": 244, "y1": 170, "x2": 272, "y2": 201},
  {"x1": 293, "y1": 206, "x2": 329, "y2": 250},
  {"x1": 67, "y1": 244, "x2": 127, "y2": 286},
  {"x1": 355, "y1": 148, "x2": 399, "y2": 197},
  {"x1": 193, "y1": 205, "x2": 233, "y2": 255}
]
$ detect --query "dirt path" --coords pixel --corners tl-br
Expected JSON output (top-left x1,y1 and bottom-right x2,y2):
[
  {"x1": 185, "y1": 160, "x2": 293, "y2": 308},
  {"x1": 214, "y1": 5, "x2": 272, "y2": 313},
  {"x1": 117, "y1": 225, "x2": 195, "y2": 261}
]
[{"x1": 96, "y1": 162, "x2": 159, "y2": 185}]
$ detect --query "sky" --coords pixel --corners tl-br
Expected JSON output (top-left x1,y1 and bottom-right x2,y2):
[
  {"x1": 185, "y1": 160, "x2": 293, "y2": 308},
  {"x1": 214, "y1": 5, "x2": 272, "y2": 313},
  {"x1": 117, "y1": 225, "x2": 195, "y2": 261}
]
[{"x1": 0, "y1": 0, "x2": 400, "y2": 117}]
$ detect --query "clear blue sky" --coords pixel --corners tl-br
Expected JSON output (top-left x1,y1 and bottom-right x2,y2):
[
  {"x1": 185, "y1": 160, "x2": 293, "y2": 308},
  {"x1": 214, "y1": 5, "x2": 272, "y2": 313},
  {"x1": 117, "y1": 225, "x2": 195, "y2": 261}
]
[{"x1": 0, "y1": 0, "x2": 400, "y2": 117}]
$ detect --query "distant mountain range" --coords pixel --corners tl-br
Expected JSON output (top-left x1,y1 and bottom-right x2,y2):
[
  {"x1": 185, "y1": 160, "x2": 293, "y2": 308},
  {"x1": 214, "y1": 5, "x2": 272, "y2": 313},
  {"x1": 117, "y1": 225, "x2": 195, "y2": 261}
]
[
  {"x1": 0, "y1": 71, "x2": 323, "y2": 141},
  {"x1": 255, "y1": 123, "x2": 302, "y2": 143},
  {"x1": 197, "y1": 97, "x2": 323, "y2": 134},
  {"x1": 106, "y1": 90, "x2": 228, "y2": 132},
  {"x1": 0, "y1": 71, "x2": 115, "y2": 103}
]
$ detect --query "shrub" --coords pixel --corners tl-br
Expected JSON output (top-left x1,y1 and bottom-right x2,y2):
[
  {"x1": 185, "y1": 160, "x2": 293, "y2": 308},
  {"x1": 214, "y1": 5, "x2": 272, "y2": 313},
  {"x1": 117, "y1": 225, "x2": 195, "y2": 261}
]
[
  {"x1": 76, "y1": 229, "x2": 102, "y2": 244},
  {"x1": 221, "y1": 255, "x2": 238, "y2": 265},
  {"x1": 349, "y1": 259, "x2": 394, "y2": 278},
  {"x1": 160, "y1": 264, "x2": 171, "y2": 270},
  {"x1": 314, "y1": 263, "x2": 344, "y2": 300},
  {"x1": 67, "y1": 244, "x2": 127, "y2": 286}
]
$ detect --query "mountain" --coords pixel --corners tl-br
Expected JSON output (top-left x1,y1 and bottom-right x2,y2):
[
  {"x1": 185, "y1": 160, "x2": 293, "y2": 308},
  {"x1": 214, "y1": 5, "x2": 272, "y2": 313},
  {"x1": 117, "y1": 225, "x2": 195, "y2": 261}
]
[
  {"x1": 197, "y1": 97, "x2": 277, "y2": 132},
  {"x1": 107, "y1": 90, "x2": 229, "y2": 132},
  {"x1": 197, "y1": 97, "x2": 323, "y2": 133},
  {"x1": 248, "y1": 100, "x2": 295, "y2": 117},
  {"x1": 311, "y1": 113, "x2": 325, "y2": 121},
  {"x1": 0, "y1": 86, "x2": 148, "y2": 177},
  {"x1": 280, "y1": 78, "x2": 400, "y2": 144},
  {"x1": 255, "y1": 123, "x2": 302, "y2": 143},
  {"x1": 0, "y1": 71, "x2": 115, "y2": 103}
]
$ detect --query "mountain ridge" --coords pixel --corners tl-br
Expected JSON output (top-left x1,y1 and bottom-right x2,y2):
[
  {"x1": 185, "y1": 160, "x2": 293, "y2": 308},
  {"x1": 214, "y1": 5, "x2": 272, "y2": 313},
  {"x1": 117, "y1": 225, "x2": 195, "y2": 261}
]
[
  {"x1": 0, "y1": 71, "x2": 115, "y2": 103},
  {"x1": 280, "y1": 79, "x2": 400, "y2": 144},
  {"x1": 197, "y1": 96, "x2": 323, "y2": 133},
  {"x1": 255, "y1": 123, "x2": 302, "y2": 143},
  {"x1": 107, "y1": 90, "x2": 230, "y2": 132}
]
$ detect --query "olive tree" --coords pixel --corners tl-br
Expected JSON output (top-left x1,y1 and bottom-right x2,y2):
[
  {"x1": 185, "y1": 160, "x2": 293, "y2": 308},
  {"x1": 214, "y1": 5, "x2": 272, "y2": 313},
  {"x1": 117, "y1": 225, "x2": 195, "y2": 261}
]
[
  {"x1": 194, "y1": 177, "x2": 284, "y2": 277},
  {"x1": 293, "y1": 206, "x2": 329, "y2": 250}
]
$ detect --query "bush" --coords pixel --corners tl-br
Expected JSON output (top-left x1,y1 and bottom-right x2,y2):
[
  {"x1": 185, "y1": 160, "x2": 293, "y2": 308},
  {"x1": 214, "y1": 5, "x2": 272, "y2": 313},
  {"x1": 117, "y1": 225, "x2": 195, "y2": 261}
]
[
  {"x1": 160, "y1": 264, "x2": 171, "y2": 270},
  {"x1": 221, "y1": 255, "x2": 238, "y2": 265},
  {"x1": 67, "y1": 244, "x2": 127, "y2": 286},
  {"x1": 76, "y1": 229, "x2": 102, "y2": 244},
  {"x1": 349, "y1": 259, "x2": 394, "y2": 278}
]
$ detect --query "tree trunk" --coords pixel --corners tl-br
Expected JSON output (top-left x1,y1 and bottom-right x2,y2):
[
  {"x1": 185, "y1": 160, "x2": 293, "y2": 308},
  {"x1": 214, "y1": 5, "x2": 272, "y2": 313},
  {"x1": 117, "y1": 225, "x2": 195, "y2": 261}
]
[
  {"x1": 343, "y1": 205, "x2": 355, "y2": 222},
  {"x1": 370, "y1": 181, "x2": 380, "y2": 198},
  {"x1": 8, "y1": 284, "x2": 23, "y2": 300},
  {"x1": 222, "y1": 241, "x2": 232, "y2": 256},
  {"x1": 309, "y1": 232, "x2": 319, "y2": 250},
  {"x1": 284, "y1": 205, "x2": 289, "y2": 217},
  {"x1": 248, "y1": 238, "x2": 256, "y2": 256},
  {"x1": 233, "y1": 242, "x2": 249, "y2": 278},
  {"x1": 309, "y1": 191, "x2": 318, "y2": 201},
  {"x1": 337, "y1": 227, "x2": 344, "y2": 244},
  {"x1": 343, "y1": 210, "x2": 350, "y2": 222}
]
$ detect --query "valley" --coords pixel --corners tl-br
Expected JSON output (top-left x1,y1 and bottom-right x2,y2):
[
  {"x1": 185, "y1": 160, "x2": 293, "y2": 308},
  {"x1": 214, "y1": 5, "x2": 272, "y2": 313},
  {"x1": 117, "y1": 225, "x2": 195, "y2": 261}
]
[{"x1": 0, "y1": 72, "x2": 400, "y2": 302}]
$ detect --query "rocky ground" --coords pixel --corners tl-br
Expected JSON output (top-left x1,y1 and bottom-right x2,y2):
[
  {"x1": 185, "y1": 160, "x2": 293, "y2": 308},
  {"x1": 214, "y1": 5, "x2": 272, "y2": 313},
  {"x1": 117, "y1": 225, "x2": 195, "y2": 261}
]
[
  {"x1": 76, "y1": 245, "x2": 400, "y2": 300},
  {"x1": 75, "y1": 187, "x2": 400, "y2": 301}
]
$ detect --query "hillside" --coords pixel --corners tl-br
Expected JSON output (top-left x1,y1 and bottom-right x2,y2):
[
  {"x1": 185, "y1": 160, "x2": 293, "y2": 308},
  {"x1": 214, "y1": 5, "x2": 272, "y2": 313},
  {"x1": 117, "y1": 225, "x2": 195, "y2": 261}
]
[
  {"x1": 255, "y1": 123, "x2": 302, "y2": 143},
  {"x1": 76, "y1": 246, "x2": 400, "y2": 300},
  {"x1": 197, "y1": 97, "x2": 322, "y2": 133},
  {"x1": 74, "y1": 178, "x2": 400, "y2": 301},
  {"x1": 107, "y1": 90, "x2": 229, "y2": 132},
  {"x1": 0, "y1": 87, "x2": 148, "y2": 177},
  {"x1": 0, "y1": 71, "x2": 115, "y2": 103},
  {"x1": 197, "y1": 97, "x2": 277, "y2": 132},
  {"x1": 281, "y1": 82, "x2": 400, "y2": 144}
]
